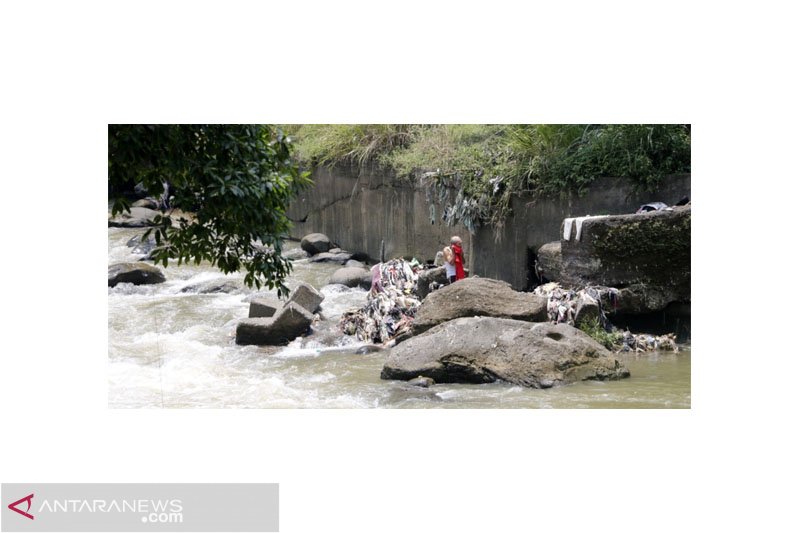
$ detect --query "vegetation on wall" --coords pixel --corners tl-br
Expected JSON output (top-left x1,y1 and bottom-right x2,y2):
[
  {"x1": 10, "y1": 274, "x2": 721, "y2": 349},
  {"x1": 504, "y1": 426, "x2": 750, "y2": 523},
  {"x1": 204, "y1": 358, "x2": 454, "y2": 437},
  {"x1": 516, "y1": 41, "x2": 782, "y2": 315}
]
[{"x1": 286, "y1": 124, "x2": 691, "y2": 233}]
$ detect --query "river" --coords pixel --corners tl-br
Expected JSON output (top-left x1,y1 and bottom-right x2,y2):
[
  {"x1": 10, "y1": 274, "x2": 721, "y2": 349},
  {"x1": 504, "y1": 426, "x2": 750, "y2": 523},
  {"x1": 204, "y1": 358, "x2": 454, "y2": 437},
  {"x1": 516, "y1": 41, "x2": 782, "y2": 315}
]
[{"x1": 108, "y1": 227, "x2": 691, "y2": 408}]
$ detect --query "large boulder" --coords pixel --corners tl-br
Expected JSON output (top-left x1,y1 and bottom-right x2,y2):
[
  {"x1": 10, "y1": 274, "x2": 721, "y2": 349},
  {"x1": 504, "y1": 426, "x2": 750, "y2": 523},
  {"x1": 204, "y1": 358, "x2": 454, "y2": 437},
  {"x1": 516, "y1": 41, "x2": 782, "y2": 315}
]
[
  {"x1": 108, "y1": 207, "x2": 160, "y2": 227},
  {"x1": 308, "y1": 251, "x2": 353, "y2": 264},
  {"x1": 235, "y1": 302, "x2": 314, "y2": 345},
  {"x1": 248, "y1": 296, "x2": 282, "y2": 318},
  {"x1": 382, "y1": 318, "x2": 630, "y2": 388},
  {"x1": 300, "y1": 233, "x2": 332, "y2": 255},
  {"x1": 411, "y1": 277, "x2": 547, "y2": 336},
  {"x1": 548, "y1": 206, "x2": 691, "y2": 313},
  {"x1": 108, "y1": 262, "x2": 166, "y2": 287},
  {"x1": 286, "y1": 281, "x2": 324, "y2": 313},
  {"x1": 328, "y1": 267, "x2": 372, "y2": 289}
]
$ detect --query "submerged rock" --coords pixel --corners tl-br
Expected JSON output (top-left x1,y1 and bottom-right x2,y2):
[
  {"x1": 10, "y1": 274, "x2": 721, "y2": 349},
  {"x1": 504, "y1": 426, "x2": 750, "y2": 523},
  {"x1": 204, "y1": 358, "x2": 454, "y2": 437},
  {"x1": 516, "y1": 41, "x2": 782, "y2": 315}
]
[
  {"x1": 286, "y1": 281, "x2": 324, "y2": 314},
  {"x1": 407, "y1": 376, "x2": 435, "y2": 388},
  {"x1": 235, "y1": 302, "x2": 314, "y2": 345},
  {"x1": 180, "y1": 278, "x2": 241, "y2": 294},
  {"x1": 382, "y1": 318, "x2": 630, "y2": 388},
  {"x1": 125, "y1": 233, "x2": 157, "y2": 257},
  {"x1": 328, "y1": 267, "x2": 371, "y2": 289},
  {"x1": 300, "y1": 233, "x2": 331, "y2": 255},
  {"x1": 108, "y1": 262, "x2": 166, "y2": 287},
  {"x1": 355, "y1": 344, "x2": 384, "y2": 355},
  {"x1": 283, "y1": 247, "x2": 310, "y2": 261},
  {"x1": 411, "y1": 277, "x2": 547, "y2": 336},
  {"x1": 309, "y1": 251, "x2": 353, "y2": 264}
]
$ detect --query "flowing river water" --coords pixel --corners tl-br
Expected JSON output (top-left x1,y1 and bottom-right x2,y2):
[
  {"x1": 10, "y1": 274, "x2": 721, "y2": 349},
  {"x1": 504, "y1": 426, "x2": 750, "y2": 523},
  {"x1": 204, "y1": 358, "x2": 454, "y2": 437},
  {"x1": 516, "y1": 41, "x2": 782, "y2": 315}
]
[{"x1": 109, "y1": 227, "x2": 691, "y2": 408}]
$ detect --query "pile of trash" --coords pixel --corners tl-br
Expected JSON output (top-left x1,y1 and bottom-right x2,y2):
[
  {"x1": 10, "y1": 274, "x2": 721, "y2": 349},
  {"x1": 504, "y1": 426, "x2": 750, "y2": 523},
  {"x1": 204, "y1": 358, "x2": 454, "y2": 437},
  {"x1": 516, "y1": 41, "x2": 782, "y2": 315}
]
[
  {"x1": 339, "y1": 259, "x2": 424, "y2": 344},
  {"x1": 619, "y1": 331, "x2": 679, "y2": 353},
  {"x1": 532, "y1": 282, "x2": 679, "y2": 353},
  {"x1": 533, "y1": 282, "x2": 619, "y2": 328}
]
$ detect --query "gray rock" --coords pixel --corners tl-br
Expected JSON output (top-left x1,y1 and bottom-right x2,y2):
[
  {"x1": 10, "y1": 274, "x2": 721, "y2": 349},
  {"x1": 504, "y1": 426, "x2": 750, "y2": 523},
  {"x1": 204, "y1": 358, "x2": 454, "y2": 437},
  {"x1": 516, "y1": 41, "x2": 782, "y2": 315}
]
[
  {"x1": 235, "y1": 302, "x2": 314, "y2": 345},
  {"x1": 108, "y1": 262, "x2": 166, "y2": 287},
  {"x1": 345, "y1": 259, "x2": 366, "y2": 269},
  {"x1": 286, "y1": 281, "x2": 324, "y2": 313},
  {"x1": 328, "y1": 267, "x2": 371, "y2": 289},
  {"x1": 329, "y1": 247, "x2": 342, "y2": 254},
  {"x1": 283, "y1": 247, "x2": 310, "y2": 261},
  {"x1": 300, "y1": 233, "x2": 331, "y2": 255},
  {"x1": 132, "y1": 198, "x2": 159, "y2": 209},
  {"x1": 355, "y1": 344, "x2": 384, "y2": 355},
  {"x1": 180, "y1": 278, "x2": 241, "y2": 294},
  {"x1": 108, "y1": 207, "x2": 160, "y2": 227},
  {"x1": 554, "y1": 207, "x2": 691, "y2": 314},
  {"x1": 574, "y1": 293, "x2": 600, "y2": 327},
  {"x1": 407, "y1": 376, "x2": 435, "y2": 388},
  {"x1": 411, "y1": 277, "x2": 547, "y2": 336},
  {"x1": 382, "y1": 318, "x2": 630, "y2": 388},
  {"x1": 308, "y1": 252, "x2": 353, "y2": 264},
  {"x1": 415, "y1": 266, "x2": 448, "y2": 300},
  {"x1": 125, "y1": 233, "x2": 157, "y2": 257},
  {"x1": 536, "y1": 241, "x2": 562, "y2": 282},
  {"x1": 598, "y1": 283, "x2": 681, "y2": 315},
  {"x1": 248, "y1": 297, "x2": 282, "y2": 318}
]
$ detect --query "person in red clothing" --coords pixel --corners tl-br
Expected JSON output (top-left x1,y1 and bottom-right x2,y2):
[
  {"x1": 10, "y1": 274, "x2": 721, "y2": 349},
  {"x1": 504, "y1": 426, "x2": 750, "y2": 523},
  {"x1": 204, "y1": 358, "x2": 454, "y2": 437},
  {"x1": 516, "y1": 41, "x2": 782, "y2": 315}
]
[{"x1": 450, "y1": 236, "x2": 466, "y2": 281}]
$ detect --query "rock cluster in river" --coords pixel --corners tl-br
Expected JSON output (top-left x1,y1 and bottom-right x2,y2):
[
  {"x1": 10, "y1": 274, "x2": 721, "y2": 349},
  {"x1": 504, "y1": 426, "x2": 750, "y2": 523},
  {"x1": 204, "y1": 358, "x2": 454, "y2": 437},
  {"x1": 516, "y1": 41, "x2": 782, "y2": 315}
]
[
  {"x1": 235, "y1": 281, "x2": 324, "y2": 345},
  {"x1": 297, "y1": 233, "x2": 364, "y2": 266}
]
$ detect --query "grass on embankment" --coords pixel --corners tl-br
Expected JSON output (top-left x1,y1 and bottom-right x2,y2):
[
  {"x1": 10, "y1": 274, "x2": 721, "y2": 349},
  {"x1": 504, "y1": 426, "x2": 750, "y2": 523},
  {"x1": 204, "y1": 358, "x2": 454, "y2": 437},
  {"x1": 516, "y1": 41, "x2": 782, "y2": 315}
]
[{"x1": 282, "y1": 124, "x2": 691, "y2": 233}]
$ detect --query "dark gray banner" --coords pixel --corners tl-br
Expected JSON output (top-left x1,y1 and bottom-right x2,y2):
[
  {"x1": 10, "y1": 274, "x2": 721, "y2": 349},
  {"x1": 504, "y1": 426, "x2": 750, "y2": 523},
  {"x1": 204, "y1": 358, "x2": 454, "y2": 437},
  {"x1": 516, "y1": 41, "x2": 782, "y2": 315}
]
[{"x1": 1, "y1": 484, "x2": 278, "y2": 532}]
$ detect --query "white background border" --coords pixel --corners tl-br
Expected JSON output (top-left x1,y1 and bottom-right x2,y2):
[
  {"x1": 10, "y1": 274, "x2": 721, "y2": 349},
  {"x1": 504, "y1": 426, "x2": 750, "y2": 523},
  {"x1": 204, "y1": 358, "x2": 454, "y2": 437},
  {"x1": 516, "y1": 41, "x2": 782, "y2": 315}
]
[{"x1": 2, "y1": 1, "x2": 798, "y2": 532}]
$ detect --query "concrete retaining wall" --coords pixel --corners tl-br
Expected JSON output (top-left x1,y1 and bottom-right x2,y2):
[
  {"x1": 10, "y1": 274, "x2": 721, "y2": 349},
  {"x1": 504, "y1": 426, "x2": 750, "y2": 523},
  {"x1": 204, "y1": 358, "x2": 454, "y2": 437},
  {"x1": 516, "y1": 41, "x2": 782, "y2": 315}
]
[
  {"x1": 288, "y1": 164, "x2": 472, "y2": 263},
  {"x1": 288, "y1": 164, "x2": 690, "y2": 290}
]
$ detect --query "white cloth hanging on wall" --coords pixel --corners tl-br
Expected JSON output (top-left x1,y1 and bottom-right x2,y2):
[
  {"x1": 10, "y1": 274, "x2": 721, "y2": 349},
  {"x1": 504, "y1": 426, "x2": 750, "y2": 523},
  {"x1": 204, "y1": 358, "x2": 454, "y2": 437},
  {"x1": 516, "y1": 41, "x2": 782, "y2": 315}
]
[{"x1": 563, "y1": 218, "x2": 574, "y2": 241}]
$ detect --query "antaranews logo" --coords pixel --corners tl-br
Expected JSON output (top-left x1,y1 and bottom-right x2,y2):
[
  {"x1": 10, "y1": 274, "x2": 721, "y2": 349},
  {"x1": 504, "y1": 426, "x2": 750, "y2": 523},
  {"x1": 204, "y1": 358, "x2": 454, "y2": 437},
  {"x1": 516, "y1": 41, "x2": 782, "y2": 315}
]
[
  {"x1": 7, "y1": 493, "x2": 34, "y2": 520},
  {"x1": 1, "y1": 483, "x2": 279, "y2": 532}
]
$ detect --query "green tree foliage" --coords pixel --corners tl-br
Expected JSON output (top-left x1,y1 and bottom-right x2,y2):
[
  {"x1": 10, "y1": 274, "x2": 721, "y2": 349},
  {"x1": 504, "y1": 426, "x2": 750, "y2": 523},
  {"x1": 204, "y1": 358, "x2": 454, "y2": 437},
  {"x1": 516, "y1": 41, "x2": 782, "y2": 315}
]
[{"x1": 108, "y1": 125, "x2": 311, "y2": 297}]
